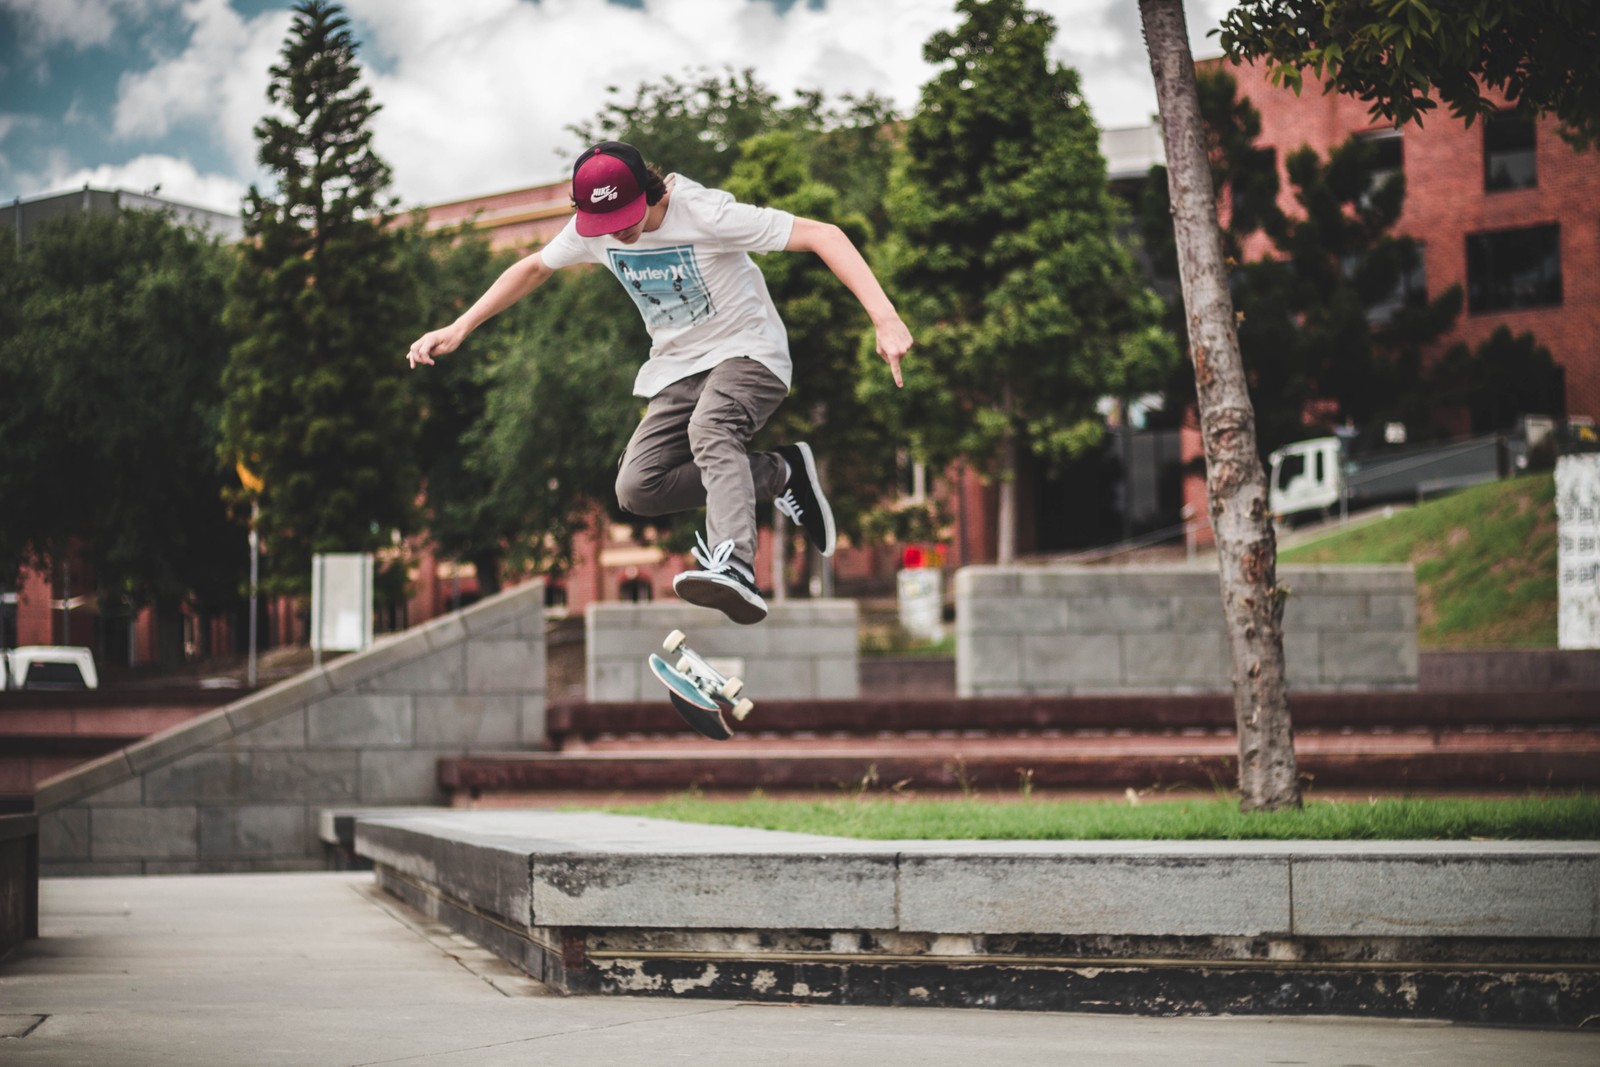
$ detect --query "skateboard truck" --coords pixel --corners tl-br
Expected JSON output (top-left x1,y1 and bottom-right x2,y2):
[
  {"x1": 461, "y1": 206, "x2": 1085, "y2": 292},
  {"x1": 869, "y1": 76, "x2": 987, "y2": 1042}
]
[{"x1": 648, "y1": 629, "x2": 754, "y2": 741}]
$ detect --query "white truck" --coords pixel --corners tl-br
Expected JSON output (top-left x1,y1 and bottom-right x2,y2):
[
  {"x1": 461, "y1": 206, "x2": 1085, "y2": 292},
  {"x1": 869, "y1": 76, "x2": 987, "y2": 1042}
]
[
  {"x1": 1, "y1": 646, "x2": 99, "y2": 690},
  {"x1": 1268, "y1": 430, "x2": 1525, "y2": 522}
]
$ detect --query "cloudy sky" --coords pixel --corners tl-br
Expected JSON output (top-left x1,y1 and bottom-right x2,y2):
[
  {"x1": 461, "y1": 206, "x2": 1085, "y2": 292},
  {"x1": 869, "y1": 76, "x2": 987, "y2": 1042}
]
[{"x1": 1, "y1": 0, "x2": 1233, "y2": 216}]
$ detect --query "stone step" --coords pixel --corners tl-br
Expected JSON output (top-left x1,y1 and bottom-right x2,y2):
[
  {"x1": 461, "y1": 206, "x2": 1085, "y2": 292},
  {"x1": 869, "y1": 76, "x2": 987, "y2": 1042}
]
[
  {"x1": 546, "y1": 690, "x2": 1600, "y2": 746},
  {"x1": 441, "y1": 734, "x2": 1600, "y2": 798}
]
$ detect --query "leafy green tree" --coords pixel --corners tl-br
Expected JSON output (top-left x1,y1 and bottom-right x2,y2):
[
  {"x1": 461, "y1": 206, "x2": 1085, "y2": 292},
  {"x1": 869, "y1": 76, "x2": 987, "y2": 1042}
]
[
  {"x1": 572, "y1": 68, "x2": 900, "y2": 224},
  {"x1": 221, "y1": 0, "x2": 420, "y2": 596},
  {"x1": 571, "y1": 68, "x2": 786, "y2": 188},
  {"x1": 402, "y1": 223, "x2": 520, "y2": 594},
  {"x1": 469, "y1": 272, "x2": 644, "y2": 576},
  {"x1": 876, "y1": 0, "x2": 1176, "y2": 562},
  {"x1": 0, "y1": 209, "x2": 243, "y2": 666},
  {"x1": 1219, "y1": 0, "x2": 1600, "y2": 150}
]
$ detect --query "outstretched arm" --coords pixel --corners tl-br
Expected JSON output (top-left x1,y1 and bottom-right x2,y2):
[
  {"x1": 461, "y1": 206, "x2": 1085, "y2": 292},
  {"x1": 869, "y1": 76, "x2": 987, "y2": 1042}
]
[
  {"x1": 407, "y1": 251, "x2": 556, "y2": 368},
  {"x1": 785, "y1": 217, "x2": 913, "y2": 387}
]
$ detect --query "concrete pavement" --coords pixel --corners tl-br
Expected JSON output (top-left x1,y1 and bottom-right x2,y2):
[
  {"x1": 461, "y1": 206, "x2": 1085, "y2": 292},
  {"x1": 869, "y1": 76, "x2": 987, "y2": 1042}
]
[{"x1": 0, "y1": 872, "x2": 1594, "y2": 1066}]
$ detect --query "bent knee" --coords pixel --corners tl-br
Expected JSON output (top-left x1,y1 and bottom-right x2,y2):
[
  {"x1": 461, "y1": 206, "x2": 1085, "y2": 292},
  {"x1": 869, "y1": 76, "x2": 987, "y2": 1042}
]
[{"x1": 615, "y1": 470, "x2": 665, "y2": 516}]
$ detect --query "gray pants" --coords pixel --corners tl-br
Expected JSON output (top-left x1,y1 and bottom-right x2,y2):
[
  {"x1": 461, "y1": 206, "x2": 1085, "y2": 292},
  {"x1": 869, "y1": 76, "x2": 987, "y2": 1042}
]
[{"x1": 615, "y1": 357, "x2": 790, "y2": 566}]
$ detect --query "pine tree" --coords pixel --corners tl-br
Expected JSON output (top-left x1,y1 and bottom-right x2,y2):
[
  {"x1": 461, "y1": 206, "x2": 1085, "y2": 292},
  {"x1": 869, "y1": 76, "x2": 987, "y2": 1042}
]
[{"x1": 221, "y1": 0, "x2": 419, "y2": 595}]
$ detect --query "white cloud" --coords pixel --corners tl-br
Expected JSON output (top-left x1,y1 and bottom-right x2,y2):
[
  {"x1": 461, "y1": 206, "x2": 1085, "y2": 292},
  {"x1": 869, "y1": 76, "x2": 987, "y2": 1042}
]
[
  {"x1": 343, "y1": 0, "x2": 966, "y2": 206},
  {"x1": 1, "y1": 0, "x2": 178, "y2": 50},
  {"x1": 93, "y1": 0, "x2": 1233, "y2": 213},
  {"x1": 346, "y1": 0, "x2": 1230, "y2": 204},
  {"x1": 112, "y1": 0, "x2": 290, "y2": 173},
  {"x1": 26, "y1": 152, "x2": 246, "y2": 213}
]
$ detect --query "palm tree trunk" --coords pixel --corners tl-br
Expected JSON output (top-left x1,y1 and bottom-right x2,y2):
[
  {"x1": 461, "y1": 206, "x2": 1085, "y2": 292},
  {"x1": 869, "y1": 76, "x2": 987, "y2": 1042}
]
[{"x1": 1140, "y1": 0, "x2": 1300, "y2": 811}]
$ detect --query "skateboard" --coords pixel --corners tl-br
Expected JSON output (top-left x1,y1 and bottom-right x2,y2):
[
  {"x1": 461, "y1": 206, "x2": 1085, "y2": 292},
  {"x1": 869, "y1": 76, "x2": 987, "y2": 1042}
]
[{"x1": 647, "y1": 629, "x2": 754, "y2": 742}]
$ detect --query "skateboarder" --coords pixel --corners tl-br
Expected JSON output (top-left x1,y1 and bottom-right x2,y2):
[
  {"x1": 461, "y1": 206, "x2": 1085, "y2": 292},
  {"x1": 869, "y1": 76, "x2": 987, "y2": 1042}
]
[{"x1": 408, "y1": 140, "x2": 913, "y2": 625}]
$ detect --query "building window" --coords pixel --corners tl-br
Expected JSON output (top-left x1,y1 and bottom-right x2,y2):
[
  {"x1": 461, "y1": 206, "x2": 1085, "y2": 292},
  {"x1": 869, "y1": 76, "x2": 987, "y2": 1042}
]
[
  {"x1": 1356, "y1": 130, "x2": 1403, "y2": 207},
  {"x1": 1341, "y1": 240, "x2": 1426, "y2": 325},
  {"x1": 1466, "y1": 225, "x2": 1562, "y2": 313},
  {"x1": 1483, "y1": 111, "x2": 1536, "y2": 191}
]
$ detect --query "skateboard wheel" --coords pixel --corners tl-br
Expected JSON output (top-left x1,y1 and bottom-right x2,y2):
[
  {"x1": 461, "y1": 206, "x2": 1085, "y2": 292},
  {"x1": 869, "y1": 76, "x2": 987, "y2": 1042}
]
[
  {"x1": 664, "y1": 629, "x2": 687, "y2": 654},
  {"x1": 676, "y1": 657, "x2": 692, "y2": 676},
  {"x1": 719, "y1": 677, "x2": 744, "y2": 701},
  {"x1": 731, "y1": 698, "x2": 754, "y2": 721}
]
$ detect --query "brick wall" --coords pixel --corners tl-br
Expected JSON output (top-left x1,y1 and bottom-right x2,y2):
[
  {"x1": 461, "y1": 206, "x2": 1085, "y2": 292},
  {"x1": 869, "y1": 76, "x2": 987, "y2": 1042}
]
[{"x1": 1210, "y1": 57, "x2": 1600, "y2": 422}]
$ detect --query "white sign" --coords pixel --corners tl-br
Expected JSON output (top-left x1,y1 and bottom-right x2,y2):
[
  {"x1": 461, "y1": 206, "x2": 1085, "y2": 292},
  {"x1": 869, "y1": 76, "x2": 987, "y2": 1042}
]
[
  {"x1": 897, "y1": 567, "x2": 944, "y2": 643},
  {"x1": 311, "y1": 553, "x2": 374, "y2": 654},
  {"x1": 1555, "y1": 456, "x2": 1600, "y2": 650}
]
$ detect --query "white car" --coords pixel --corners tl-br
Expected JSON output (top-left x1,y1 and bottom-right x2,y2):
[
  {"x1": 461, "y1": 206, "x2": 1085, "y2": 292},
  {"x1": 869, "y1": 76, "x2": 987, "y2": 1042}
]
[{"x1": 4, "y1": 646, "x2": 99, "y2": 690}]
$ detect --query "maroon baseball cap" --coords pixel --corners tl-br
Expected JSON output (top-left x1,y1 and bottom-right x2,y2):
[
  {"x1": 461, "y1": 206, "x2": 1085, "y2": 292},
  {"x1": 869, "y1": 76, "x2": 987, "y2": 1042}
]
[{"x1": 572, "y1": 141, "x2": 650, "y2": 237}]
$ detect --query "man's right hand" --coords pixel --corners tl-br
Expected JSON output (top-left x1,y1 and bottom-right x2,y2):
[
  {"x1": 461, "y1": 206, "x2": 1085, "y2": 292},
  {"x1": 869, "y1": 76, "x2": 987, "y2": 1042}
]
[{"x1": 407, "y1": 323, "x2": 466, "y2": 369}]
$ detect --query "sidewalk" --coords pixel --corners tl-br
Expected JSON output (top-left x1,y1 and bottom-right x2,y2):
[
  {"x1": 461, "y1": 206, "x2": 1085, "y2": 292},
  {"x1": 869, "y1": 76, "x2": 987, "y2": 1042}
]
[{"x1": 1, "y1": 872, "x2": 1593, "y2": 1066}]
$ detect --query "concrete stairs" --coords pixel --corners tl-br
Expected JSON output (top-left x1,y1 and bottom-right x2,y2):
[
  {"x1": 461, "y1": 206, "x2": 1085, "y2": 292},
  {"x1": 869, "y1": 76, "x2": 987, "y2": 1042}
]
[{"x1": 439, "y1": 690, "x2": 1600, "y2": 802}]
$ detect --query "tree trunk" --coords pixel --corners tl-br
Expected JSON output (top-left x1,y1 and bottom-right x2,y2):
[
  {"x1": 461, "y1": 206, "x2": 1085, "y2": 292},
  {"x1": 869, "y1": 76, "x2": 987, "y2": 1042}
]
[
  {"x1": 1140, "y1": 0, "x2": 1300, "y2": 811},
  {"x1": 154, "y1": 596, "x2": 187, "y2": 673},
  {"x1": 471, "y1": 550, "x2": 502, "y2": 597},
  {"x1": 996, "y1": 379, "x2": 1018, "y2": 565}
]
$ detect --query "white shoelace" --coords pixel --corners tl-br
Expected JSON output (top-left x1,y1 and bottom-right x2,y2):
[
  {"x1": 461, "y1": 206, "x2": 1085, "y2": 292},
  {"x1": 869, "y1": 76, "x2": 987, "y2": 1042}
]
[
  {"x1": 690, "y1": 533, "x2": 736, "y2": 572},
  {"x1": 774, "y1": 489, "x2": 804, "y2": 524}
]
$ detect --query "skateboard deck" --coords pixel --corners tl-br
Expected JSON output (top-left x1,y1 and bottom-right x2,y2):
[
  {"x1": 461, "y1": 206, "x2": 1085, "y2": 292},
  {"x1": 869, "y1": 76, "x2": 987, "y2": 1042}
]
[{"x1": 647, "y1": 630, "x2": 753, "y2": 742}]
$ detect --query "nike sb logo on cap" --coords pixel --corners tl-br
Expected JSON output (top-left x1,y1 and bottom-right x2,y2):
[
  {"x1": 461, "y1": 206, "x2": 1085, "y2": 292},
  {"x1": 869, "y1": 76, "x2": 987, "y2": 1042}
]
[{"x1": 571, "y1": 140, "x2": 651, "y2": 237}]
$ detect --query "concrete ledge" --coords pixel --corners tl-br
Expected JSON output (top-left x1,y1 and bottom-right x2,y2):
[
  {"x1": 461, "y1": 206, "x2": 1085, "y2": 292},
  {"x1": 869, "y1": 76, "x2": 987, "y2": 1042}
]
[{"x1": 355, "y1": 809, "x2": 1600, "y2": 1024}]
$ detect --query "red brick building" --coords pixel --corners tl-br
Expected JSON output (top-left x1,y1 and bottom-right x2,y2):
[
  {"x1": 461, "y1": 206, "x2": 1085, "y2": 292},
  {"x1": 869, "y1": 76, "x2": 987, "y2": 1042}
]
[{"x1": 1181, "y1": 58, "x2": 1600, "y2": 539}]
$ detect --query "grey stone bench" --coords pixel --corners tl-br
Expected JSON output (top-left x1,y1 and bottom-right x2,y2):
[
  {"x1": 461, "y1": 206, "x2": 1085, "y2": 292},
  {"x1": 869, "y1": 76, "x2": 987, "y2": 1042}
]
[{"x1": 354, "y1": 809, "x2": 1599, "y2": 1025}]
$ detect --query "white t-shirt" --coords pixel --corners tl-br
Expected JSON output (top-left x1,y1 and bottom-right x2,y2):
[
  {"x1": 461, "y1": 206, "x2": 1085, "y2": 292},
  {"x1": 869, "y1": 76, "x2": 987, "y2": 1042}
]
[{"x1": 538, "y1": 175, "x2": 796, "y2": 398}]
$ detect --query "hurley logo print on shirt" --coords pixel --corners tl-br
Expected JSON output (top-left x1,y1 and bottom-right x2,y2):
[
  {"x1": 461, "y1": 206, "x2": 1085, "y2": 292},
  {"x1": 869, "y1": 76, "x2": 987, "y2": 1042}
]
[{"x1": 606, "y1": 245, "x2": 715, "y2": 329}]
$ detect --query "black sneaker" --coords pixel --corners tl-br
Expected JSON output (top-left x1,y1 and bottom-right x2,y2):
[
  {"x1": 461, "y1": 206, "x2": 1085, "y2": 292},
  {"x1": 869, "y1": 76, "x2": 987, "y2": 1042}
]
[
  {"x1": 773, "y1": 442, "x2": 836, "y2": 557},
  {"x1": 673, "y1": 535, "x2": 768, "y2": 625}
]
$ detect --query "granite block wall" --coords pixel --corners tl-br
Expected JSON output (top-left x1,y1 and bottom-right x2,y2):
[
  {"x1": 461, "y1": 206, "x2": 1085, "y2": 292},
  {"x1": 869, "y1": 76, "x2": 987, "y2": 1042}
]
[
  {"x1": 34, "y1": 581, "x2": 547, "y2": 876},
  {"x1": 956, "y1": 565, "x2": 1417, "y2": 697},
  {"x1": 586, "y1": 600, "x2": 859, "y2": 701}
]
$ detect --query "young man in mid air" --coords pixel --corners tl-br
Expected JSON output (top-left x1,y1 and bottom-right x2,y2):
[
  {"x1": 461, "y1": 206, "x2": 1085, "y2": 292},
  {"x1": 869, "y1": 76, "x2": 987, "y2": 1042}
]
[{"x1": 408, "y1": 140, "x2": 912, "y2": 624}]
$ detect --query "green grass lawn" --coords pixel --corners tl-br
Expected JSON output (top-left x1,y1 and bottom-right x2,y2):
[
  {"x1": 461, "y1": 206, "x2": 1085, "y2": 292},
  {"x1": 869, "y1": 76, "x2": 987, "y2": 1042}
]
[
  {"x1": 601, "y1": 793, "x2": 1599, "y2": 841},
  {"x1": 1279, "y1": 474, "x2": 1557, "y2": 647}
]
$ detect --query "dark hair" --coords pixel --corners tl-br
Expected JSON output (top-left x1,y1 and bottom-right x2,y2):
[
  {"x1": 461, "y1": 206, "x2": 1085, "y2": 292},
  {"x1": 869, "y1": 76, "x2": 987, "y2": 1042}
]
[
  {"x1": 566, "y1": 155, "x2": 667, "y2": 212},
  {"x1": 642, "y1": 162, "x2": 668, "y2": 206}
]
